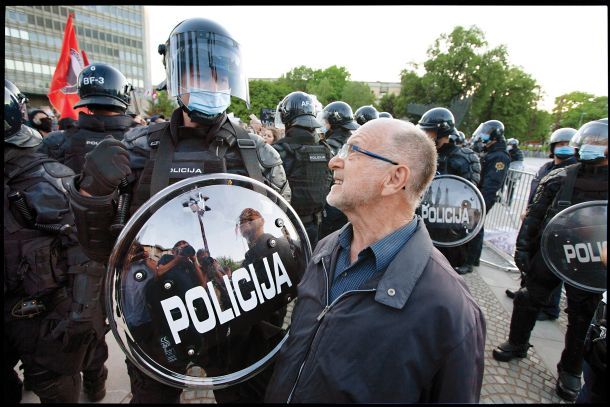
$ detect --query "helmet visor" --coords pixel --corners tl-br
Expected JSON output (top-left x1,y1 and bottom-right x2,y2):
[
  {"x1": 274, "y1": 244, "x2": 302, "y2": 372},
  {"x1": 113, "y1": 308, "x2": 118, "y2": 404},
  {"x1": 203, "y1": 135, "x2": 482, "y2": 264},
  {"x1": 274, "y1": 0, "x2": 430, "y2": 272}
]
[{"x1": 166, "y1": 30, "x2": 249, "y2": 106}]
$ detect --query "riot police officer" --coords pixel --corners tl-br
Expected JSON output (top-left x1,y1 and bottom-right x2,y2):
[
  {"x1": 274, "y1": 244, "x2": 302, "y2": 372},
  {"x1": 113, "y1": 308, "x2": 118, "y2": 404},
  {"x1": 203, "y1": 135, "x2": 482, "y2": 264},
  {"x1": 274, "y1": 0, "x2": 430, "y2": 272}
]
[
  {"x1": 506, "y1": 127, "x2": 579, "y2": 316},
  {"x1": 4, "y1": 79, "x2": 105, "y2": 403},
  {"x1": 462, "y1": 120, "x2": 511, "y2": 274},
  {"x1": 39, "y1": 63, "x2": 135, "y2": 173},
  {"x1": 354, "y1": 105, "x2": 379, "y2": 125},
  {"x1": 378, "y1": 111, "x2": 393, "y2": 119},
  {"x1": 66, "y1": 18, "x2": 290, "y2": 404},
  {"x1": 316, "y1": 101, "x2": 359, "y2": 239},
  {"x1": 272, "y1": 91, "x2": 333, "y2": 249},
  {"x1": 455, "y1": 130, "x2": 466, "y2": 146},
  {"x1": 39, "y1": 62, "x2": 136, "y2": 401},
  {"x1": 417, "y1": 107, "x2": 481, "y2": 272},
  {"x1": 492, "y1": 119, "x2": 608, "y2": 402}
]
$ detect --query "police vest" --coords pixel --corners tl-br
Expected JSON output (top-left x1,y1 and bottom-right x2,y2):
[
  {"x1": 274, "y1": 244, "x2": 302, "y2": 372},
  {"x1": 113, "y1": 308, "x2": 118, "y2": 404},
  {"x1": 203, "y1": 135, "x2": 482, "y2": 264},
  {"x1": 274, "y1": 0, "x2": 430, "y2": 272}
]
[
  {"x1": 438, "y1": 145, "x2": 481, "y2": 185},
  {"x1": 544, "y1": 163, "x2": 609, "y2": 227},
  {"x1": 64, "y1": 115, "x2": 132, "y2": 173},
  {"x1": 277, "y1": 142, "x2": 332, "y2": 216},
  {"x1": 131, "y1": 120, "x2": 265, "y2": 211},
  {"x1": 4, "y1": 152, "x2": 73, "y2": 298}
]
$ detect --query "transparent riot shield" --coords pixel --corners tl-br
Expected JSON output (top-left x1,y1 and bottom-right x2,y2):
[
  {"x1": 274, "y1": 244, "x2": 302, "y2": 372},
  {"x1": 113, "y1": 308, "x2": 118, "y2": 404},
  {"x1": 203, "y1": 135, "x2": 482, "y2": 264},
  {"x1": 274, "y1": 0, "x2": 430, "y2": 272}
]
[
  {"x1": 106, "y1": 174, "x2": 310, "y2": 389},
  {"x1": 541, "y1": 200, "x2": 607, "y2": 293},
  {"x1": 418, "y1": 175, "x2": 486, "y2": 247}
]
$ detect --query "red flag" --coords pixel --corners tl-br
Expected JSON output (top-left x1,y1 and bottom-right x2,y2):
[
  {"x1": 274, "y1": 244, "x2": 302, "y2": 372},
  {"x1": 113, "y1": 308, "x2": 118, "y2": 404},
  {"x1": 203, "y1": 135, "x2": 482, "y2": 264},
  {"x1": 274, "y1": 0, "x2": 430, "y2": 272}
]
[{"x1": 47, "y1": 14, "x2": 89, "y2": 120}]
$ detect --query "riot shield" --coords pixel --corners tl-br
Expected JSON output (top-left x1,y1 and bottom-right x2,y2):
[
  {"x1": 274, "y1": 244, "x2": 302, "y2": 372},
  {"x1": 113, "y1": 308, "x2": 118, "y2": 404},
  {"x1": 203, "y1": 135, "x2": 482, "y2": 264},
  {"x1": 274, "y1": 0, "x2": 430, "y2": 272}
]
[
  {"x1": 106, "y1": 174, "x2": 310, "y2": 389},
  {"x1": 418, "y1": 175, "x2": 486, "y2": 247},
  {"x1": 541, "y1": 200, "x2": 607, "y2": 293}
]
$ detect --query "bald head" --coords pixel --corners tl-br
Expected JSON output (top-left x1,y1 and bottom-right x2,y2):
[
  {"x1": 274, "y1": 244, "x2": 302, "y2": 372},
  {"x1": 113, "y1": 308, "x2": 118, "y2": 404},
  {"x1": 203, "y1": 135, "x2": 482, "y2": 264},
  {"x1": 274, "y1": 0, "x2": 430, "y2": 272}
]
[{"x1": 351, "y1": 119, "x2": 437, "y2": 202}]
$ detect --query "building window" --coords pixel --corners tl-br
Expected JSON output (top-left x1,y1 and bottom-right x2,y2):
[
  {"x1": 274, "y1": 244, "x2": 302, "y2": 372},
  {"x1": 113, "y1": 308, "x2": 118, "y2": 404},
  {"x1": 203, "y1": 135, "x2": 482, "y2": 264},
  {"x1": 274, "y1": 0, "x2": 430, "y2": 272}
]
[
  {"x1": 15, "y1": 60, "x2": 24, "y2": 71},
  {"x1": 52, "y1": 5, "x2": 59, "y2": 14},
  {"x1": 6, "y1": 59, "x2": 15, "y2": 70},
  {"x1": 44, "y1": 5, "x2": 51, "y2": 12},
  {"x1": 28, "y1": 14, "x2": 36, "y2": 25},
  {"x1": 53, "y1": 20, "x2": 61, "y2": 31},
  {"x1": 24, "y1": 62, "x2": 34, "y2": 73},
  {"x1": 60, "y1": 7, "x2": 67, "y2": 16},
  {"x1": 45, "y1": 18, "x2": 53, "y2": 29},
  {"x1": 36, "y1": 16, "x2": 44, "y2": 26}
]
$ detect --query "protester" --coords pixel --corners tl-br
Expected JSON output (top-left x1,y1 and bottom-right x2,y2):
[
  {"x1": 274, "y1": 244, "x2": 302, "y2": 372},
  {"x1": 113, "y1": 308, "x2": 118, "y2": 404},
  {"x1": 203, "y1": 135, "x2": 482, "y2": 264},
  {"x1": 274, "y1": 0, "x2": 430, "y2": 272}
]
[
  {"x1": 265, "y1": 118, "x2": 486, "y2": 403},
  {"x1": 27, "y1": 108, "x2": 53, "y2": 137}
]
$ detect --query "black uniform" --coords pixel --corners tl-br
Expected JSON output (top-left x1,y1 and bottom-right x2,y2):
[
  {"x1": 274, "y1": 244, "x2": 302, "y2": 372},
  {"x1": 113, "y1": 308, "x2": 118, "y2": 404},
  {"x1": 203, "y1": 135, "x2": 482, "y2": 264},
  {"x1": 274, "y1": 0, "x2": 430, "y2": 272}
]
[
  {"x1": 273, "y1": 126, "x2": 332, "y2": 249},
  {"x1": 319, "y1": 126, "x2": 354, "y2": 239},
  {"x1": 465, "y1": 140, "x2": 511, "y2": 267},
  {"x1": 39, "y1": 111, "x2": 135, "y2": 173},
  {"x1": 68, "y1": 108, "x2": 290, "y2": 403},
  {"x1": 38, "y1": 110, "x2": 135, "y2": 398},
  {"x1": 4, "y1": 145, "x2": 105, "y2": 403},
  {"x1": 435, "y1": 142, "x2": 481, "y2": 267},
  {"x1": 500, "y1": 163, "x2": 607, "y2": 390}
]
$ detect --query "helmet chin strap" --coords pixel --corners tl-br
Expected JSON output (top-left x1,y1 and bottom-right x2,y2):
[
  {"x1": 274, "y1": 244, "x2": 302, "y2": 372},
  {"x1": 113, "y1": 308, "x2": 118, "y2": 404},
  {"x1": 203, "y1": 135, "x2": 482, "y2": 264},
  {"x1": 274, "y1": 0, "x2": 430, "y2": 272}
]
[{"x1": 177, "y1": 95, "x2": 225, "y2": 126}]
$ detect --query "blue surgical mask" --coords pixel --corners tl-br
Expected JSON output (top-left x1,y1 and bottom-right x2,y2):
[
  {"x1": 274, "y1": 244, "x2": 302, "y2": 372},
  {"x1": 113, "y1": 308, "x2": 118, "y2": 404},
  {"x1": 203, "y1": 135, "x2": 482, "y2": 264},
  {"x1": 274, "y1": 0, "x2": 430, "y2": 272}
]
[
  {"x1": 481, "y1": 134, "x2": 491, "y2": 143},
  {"x1": 187, "y1": 89, "x2": 231, "y2": 116},
  {"x1": 578, "y1": 144, "x2": 607, "y2": 161},
  {"x1": 507, "y1": 145, "x2": 513, "y2": 151},
  {"x1": 554, "y1": 146, "x2": 575, "y2": 158},
  {"x1": 318, "y1": 125, "x2": 328, "y2": 134}
]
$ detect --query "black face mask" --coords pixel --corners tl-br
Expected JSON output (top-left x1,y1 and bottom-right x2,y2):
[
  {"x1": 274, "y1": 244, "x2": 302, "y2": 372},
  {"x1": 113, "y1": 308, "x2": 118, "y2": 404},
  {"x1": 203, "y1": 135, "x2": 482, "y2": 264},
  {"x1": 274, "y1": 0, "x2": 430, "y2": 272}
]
[{"x1": 36, "y1": 117, "x2": 53, "y2": 133}]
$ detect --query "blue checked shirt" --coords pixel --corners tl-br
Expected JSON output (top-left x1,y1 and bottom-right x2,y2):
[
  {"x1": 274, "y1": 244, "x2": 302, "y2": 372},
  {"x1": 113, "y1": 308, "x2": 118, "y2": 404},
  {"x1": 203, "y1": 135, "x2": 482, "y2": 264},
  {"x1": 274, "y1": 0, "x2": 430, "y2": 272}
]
[{"x1": 329, "y1": 217, "x2": 419, "y2": 303}]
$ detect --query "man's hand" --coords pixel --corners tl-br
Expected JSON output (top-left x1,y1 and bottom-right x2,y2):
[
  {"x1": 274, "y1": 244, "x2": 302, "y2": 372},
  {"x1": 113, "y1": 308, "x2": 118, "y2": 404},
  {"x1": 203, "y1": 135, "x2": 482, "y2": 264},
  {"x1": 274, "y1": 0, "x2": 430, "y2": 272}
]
[
  {"x1": 79, "y1": 138, "x2": 131, "y2": 196},
  {"x1": 514, "y1": 250, "x2": 531, "y2": 274},
  {"x1": 51, "y1": 319, "x2": 96, "y2": 353}
]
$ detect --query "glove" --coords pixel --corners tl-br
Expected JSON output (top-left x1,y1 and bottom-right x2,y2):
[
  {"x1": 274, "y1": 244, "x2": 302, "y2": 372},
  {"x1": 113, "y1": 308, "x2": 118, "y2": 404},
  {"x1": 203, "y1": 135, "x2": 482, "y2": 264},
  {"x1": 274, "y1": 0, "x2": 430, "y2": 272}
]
[
  {"x1": 79, "y1": 138, "x2": 131, "y2": 196},
  {"x1": 514, "y1": 250, "x2": 531, "y2": 274},
  {"x1": 51, "y1": 319, "x2": 96, "y2": 353}
]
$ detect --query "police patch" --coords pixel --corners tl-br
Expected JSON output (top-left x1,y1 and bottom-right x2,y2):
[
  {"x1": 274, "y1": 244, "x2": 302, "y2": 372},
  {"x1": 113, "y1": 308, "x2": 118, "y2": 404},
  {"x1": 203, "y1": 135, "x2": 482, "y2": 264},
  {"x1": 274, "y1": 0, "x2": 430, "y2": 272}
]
[{"x1": 495, "y1": 162, "x2": 505, "y2": 171}]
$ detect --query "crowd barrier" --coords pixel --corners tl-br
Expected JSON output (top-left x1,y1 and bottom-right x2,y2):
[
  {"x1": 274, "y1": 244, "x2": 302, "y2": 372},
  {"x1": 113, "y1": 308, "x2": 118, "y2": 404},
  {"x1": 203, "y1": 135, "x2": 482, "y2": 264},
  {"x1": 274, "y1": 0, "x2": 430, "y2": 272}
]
[{"x1": 482, "y1": 168, "x2": 536, "y2": 271}]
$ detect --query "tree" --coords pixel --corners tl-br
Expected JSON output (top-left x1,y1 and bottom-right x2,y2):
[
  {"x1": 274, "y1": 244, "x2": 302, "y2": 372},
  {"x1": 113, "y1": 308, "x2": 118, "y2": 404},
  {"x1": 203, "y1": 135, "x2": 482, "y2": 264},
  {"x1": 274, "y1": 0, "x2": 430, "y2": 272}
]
[
  {"x1": 394, "y1": 25, "x2": 545, "y2": 142},
  {"x1": 228, "y1": 79, "x2": 292, "y2": 122},
  {"x1": 145, "y1": 90, "x2": 177, "y2": 118},
  {"x1": 341, "y1": 81, "x2": 376, "y2": 109},
  {"x1": 552, "y1": 92, "x2": 608, "y2": 130},
  {"x1": 376, "y1": 93, "x2": 399, "y2": 118}
]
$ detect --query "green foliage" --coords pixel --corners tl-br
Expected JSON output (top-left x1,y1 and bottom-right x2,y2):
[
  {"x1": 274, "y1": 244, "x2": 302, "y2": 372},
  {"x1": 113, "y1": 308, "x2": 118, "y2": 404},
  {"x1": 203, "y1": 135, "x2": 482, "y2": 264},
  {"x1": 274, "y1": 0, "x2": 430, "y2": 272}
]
[
  {"x1": 376, "y1": 93, "x2": 399, "y2": 118},
  {"x1": 552, "y1": 92, "x2": 608, "y2": 130},
  {"x1": 145, "y1": 90, "x2": 177, "y2": 118},
  {"x1": 341, "y1": 82, "x2": 376, "y2": 112},
  {"x1": 215, "y1": 256, "x2": 242, "y2": 272},
  {"x1": 228, "y1": 79, "x2": 292, "y2": 122}
]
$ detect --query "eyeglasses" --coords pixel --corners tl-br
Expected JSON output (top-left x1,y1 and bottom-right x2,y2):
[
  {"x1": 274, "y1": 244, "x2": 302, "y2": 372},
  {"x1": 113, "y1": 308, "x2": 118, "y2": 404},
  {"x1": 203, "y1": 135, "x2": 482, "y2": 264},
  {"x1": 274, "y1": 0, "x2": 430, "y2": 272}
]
[{"x1": 337, "y1": 143, "x2": 400, "y2": 165}]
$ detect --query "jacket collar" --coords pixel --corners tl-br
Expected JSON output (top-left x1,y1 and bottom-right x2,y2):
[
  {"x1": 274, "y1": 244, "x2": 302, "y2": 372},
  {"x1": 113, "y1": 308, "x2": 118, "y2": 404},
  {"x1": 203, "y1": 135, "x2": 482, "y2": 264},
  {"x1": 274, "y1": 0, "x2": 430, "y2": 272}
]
[
  {"x1": 77, "y1": 111, "x2": 133, "y2": 132},
  {"x1": 312, "y1": 218, "x2": 433, "y2": 309}
]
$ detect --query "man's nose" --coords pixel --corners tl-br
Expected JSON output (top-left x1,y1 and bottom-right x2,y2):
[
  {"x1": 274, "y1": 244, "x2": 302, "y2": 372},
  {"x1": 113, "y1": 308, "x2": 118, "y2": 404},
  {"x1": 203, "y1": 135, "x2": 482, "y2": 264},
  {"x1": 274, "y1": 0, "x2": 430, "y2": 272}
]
[{"x1": 328, "y1": 155, "x2": 343, "y2": 170}]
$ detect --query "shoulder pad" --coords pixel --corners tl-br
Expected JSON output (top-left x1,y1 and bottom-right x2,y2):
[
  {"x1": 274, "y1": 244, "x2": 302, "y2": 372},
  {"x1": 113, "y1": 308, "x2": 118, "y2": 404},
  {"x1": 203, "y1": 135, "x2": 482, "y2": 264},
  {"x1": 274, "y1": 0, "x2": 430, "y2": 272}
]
[
  {"x1": 42, "y1": 160, "x2": 75, "y2": 178},
  {"x1": 249, "y1": 133, "x2": 282, "y2": 168},
  {"x1": 43, "y1": 130, "x2": 66, "y2": 144},
  {"x1": 539, "y1": 165, "x2": 569, "y2": 187}
]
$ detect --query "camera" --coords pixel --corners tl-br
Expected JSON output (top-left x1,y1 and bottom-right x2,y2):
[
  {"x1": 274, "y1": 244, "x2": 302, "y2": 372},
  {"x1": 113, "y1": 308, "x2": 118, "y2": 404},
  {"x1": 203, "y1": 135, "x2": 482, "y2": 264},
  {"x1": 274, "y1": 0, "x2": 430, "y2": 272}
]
[{"x1": 177, "y1": 244, "x2": 195, "y2": 258}]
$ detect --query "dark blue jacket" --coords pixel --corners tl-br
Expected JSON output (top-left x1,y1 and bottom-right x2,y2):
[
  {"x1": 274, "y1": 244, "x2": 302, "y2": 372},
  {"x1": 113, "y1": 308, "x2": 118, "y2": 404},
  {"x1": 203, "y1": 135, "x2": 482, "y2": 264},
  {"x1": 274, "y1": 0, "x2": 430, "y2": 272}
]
[
  {"x1": 480, "y1": 141, "x2": 511, "y2": 210},
  {"x1": 265, "y1": 219, "x2": 486, "y2": 403}
]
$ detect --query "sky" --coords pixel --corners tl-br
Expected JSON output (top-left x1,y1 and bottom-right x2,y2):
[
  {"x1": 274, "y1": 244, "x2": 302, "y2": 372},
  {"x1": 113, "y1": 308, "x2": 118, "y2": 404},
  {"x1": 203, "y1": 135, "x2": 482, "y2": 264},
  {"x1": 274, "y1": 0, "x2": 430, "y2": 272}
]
[{"x1": 145, "y1": 6, "x2": 608, "y2": 112}]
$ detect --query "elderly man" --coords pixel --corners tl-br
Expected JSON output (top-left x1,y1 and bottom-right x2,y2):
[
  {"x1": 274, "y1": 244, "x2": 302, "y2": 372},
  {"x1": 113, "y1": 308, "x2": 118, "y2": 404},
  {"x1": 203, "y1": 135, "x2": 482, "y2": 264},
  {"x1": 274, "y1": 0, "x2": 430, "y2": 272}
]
[{"x1": 265, "y1": 119, "x2": 486, "y2": 403}]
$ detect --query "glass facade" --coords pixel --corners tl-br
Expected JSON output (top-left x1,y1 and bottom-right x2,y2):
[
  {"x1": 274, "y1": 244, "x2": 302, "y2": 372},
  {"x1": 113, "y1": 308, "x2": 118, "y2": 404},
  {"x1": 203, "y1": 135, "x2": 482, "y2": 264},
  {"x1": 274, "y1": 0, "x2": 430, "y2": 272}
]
[{"x1": 4, "y1": 5, "x2": 150, "y2": 105}]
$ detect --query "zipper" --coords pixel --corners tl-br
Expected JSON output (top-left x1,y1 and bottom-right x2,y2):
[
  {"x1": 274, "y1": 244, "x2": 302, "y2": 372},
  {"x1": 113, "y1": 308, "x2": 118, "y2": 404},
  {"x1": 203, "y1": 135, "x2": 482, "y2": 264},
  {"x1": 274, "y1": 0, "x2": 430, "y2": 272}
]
[{"x1": 286, "y1": 257, "x2": 375, "y2": 402}]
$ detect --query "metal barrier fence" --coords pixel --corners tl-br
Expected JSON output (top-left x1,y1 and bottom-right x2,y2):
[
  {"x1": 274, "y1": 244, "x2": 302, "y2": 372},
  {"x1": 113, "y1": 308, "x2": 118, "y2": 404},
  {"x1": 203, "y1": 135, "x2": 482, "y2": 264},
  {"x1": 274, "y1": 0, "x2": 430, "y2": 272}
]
[{"x1": 483, "y1": 168, "x2": 536, "y2": 271}]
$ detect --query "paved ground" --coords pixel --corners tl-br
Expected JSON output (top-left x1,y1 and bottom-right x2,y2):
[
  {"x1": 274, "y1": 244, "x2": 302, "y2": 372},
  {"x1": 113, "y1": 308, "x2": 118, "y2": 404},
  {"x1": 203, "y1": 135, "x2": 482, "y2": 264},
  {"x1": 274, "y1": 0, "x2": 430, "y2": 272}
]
[{"x1": 18, "y1": 242, "x2": 572, "y2": 404}]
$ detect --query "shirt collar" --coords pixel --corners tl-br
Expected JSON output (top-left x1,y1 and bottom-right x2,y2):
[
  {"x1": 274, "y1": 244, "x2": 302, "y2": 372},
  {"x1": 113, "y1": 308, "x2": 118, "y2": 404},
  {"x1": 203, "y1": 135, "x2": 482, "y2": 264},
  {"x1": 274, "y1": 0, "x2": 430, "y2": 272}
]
[{"x1": 337, "y1": 217, "x2": 419, "y2": 272}]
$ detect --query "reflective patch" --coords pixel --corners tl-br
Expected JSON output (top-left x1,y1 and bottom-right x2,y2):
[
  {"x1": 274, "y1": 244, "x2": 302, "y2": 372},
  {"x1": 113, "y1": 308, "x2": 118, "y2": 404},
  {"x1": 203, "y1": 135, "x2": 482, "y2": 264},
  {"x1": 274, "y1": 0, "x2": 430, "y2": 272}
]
[{"x1": 495, "y1": 162, "x2": 505, "y2": 171}]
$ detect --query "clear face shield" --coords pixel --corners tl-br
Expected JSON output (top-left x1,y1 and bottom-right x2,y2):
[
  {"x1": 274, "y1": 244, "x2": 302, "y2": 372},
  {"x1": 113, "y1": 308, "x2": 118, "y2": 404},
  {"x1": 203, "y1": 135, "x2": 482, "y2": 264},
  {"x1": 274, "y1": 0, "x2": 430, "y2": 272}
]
[
  {"x1": 315, "y1": 111, "x2": 330, "y2": 135},
  {"x1": 165, "y1": 30, "x2": 250, "y2": 107},
  {"x1": 472, "y1": 123, "x2": 491, "y2": 143},
  {"x1": 274, "y1": 99, "x2": 285, "y2": 130}
]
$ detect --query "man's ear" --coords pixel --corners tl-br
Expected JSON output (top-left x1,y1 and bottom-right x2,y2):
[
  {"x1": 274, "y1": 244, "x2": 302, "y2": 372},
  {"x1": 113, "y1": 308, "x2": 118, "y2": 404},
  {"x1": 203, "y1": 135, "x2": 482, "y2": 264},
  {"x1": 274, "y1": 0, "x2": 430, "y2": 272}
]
[{"x1": 381, "y1": 165, "x2": 410, "y2": 196}]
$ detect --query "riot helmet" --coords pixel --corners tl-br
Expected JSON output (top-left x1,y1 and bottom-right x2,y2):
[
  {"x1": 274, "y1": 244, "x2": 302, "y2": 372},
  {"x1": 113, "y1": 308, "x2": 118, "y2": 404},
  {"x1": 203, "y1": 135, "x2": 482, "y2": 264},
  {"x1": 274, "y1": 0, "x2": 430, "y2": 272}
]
[
  {"x1": 354, "y1": 105, "x2": 379, "y2": 125},
  {"x1": 159, "y1": 18, "x2": 249, "y2": 125},
  {"x1": 73, "y1": 63, "x2": 132, "y2": 112},
  {"x1": 507, "y1": 138, "x2": 519, "y2": 147},
  {"x1": 378, "y1": 112, "x2": 393, "y2": 119},
  {"x1": 274, "y1": 91, "x2": 321, "y2": 130},
  {"x1": 570, "y1": 119, "x2": 608, "y2": 163},
  {"x1": 5, "y1": 79, "x2": 43, "y2": 148},
  {"x1": 316, "y1": 101, "x2": 359, "y2": 131},
  {"x1": 456, "y1": 131, "x2": 466, "y2": 146},
  {"x1": 472, "y1": 120, "x2": 505, "y2": 144},
  {"x1": 548, "y1": 127, "x2": 577, "y2": 158},
  {"x1": 417, "y1": 107, "x2": 455, "y2": 140}
]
